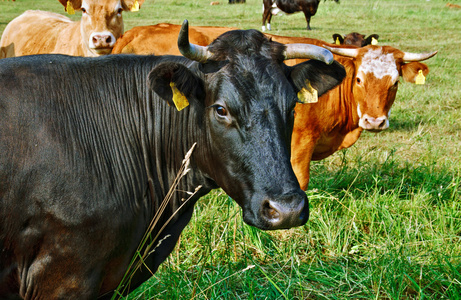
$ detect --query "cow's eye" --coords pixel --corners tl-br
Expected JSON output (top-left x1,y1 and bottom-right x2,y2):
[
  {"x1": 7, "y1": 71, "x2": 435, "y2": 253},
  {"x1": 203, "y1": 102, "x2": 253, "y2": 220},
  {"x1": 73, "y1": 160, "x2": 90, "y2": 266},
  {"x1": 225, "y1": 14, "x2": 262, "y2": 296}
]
[
  {"x1": 356, "y1": 77, "x2": 361, "y2": 84},
  {"x1": 117, "y1": 8, "x2": 123, "y2": 14},
  {"x1": 81, "y1": 7, "x2": 87, "y2": 13},
  {"x1": 216, "y1": 105, "x2": 228, "y2": 117}
]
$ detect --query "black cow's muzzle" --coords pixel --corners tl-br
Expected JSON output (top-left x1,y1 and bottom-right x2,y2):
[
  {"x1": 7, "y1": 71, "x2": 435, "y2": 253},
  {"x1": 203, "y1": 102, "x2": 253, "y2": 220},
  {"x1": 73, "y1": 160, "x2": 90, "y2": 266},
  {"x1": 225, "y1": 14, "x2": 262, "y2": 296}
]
[{"x1": 245, "y1": 191, "x2": 309, "y2": 230}]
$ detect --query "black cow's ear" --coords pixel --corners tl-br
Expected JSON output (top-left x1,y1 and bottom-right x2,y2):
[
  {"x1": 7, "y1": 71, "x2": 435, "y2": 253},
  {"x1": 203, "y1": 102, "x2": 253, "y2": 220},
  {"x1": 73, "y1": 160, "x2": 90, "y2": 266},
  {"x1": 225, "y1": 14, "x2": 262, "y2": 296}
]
[
  {"x1": 332, "y1": 34, "x2": 344, "y2": 45},
  {"x1": 148, "y1": 62, "x2": 205, "y2": 111},
  {"x1": 289, "y1": 60, "x2": 346, "y2": 102},
  {"x1": 199, "y1": 60, "x2": 228, "y2": 74},
  {"x1": 364, "y1": 34, "x2": 379, "y2": 46}
]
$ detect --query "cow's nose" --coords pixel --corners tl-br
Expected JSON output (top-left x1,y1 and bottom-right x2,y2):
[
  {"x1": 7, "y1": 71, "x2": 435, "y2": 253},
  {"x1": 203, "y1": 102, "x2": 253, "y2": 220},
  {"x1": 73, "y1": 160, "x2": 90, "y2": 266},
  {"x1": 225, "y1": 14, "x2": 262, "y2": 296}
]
[
  {"x1": 362, "y1": 116, "x2": 389, "y2": 131},
  {"x1": 261, "y1": 192, "x2": 309, "y2": 229},
  {"x1": 90, "y1": 33, "x2": 116, "y2": 49}
]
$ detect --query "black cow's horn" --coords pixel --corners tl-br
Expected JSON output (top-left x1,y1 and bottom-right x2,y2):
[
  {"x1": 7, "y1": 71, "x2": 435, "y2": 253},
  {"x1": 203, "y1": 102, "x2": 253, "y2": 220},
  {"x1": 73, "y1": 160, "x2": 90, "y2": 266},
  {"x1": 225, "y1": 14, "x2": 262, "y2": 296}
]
[
  {"x1": 284, "y1": 44, "x2": 334, "y2": 64},
  {"x1": 178, "y1": 20, "x2": 213, "y2": 63},
  {"x1": 402, "y1": 51, "x2": 438, "y2": 62},
  {"x1": 323, "y1": 45, "x2": 359, "y2": 58}
]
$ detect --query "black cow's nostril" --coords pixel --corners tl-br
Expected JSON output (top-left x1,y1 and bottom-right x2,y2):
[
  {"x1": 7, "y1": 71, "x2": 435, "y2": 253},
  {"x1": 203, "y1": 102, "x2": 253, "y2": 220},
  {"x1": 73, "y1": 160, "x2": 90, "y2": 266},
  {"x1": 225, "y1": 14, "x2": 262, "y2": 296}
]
[
  {"x1": 258, "y1": 193, "x2": 309, "y2": 230},
  {"x1": 262, "y1": 200, "x2": 280, "y2": 220},
  {"x1": 105, "y1": 36, "x2": 112, "y2": 44}
]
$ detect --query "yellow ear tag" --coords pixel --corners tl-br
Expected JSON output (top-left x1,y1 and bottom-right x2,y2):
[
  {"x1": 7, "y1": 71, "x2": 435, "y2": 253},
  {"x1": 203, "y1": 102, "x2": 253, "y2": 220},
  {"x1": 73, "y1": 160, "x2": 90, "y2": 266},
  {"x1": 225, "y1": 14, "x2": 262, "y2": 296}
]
[
  {"x1": 66, "y1": 1, "x2": 75, "y2": 15},
  {"x1": 415, "y1": 70, "x2": 426, "y2": 85},
  {"x1": 335, "y1": 37, "x2": 341, "y2": 45},
  {"x1": 371, "y1": 37, "x2": 378, "y2": 45},
  {"x1": 130, "y1": 0, "x2": 140, "y2": 11},
  {"x1": 170, "y1": 82, "x2": 189, "y2": 111},
  {"x1": 297, "y1": 81, "x2": 318, "y2": 104}
]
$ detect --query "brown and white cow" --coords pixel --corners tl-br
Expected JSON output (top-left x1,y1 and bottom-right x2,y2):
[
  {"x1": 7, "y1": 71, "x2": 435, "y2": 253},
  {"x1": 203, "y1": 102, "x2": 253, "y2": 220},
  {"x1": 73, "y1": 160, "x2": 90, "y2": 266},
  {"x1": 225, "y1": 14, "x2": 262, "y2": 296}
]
[
  {"x1": 262, "y1": 0, "x2": 339, "y2": 31},
  {"x1": 291, "y1": 45, "x2": 437, "y2": 190},
  {"x1": 0, "y1": 0, "x2": 144, "y2": 58}
]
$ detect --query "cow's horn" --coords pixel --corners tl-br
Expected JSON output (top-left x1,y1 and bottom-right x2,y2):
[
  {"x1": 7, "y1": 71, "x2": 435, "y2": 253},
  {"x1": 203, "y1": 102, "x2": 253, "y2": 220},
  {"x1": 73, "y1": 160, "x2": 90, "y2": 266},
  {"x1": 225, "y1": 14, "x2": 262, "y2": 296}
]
[
  {"x1": 323, "y1": 45, "x2": 359, "y2": 58},
  {"x1": 284, "y1": 44, "x2": 334, "y2": 64},
  {"x1": 178, "y1": 20, "x2": 213, "y2": 63},
  {"x1": 402, "y1": 50, "x2": 438, "y2": 62}
]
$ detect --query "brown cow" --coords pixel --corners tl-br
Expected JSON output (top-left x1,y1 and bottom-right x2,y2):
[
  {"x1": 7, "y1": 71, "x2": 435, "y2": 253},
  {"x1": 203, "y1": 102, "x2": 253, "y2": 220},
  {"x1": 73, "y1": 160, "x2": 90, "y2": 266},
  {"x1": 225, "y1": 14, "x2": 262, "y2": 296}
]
[
  {"x1": 332, "y1": 32, "x2": 380, "y2": 47},
  {"x1": 110, "y1": 25, "x2": 437, "y2": 190},
  {"x1": 291, "y1": 45, "x2": 437, "y2": 189},
  {"x1": 111, "y1": 24, "x2": 356, "y2": 57},
  {"x1": 112, "y1": 23, "x2": 237, "y2": 55},
  {"x1": 0, "y1": 0, "x2": 144, "y2": 58}
]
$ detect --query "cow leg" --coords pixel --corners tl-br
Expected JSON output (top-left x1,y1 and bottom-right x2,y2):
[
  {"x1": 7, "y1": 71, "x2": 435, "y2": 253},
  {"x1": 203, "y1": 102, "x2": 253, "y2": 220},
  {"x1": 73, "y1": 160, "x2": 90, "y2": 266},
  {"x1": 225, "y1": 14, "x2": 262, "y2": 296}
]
[
  {"x1": 302, "y1": 11, "x2": 312, "y2": 30},
  {"x1": 262, "y1": 7, "x2": 272, "y2": 31},
  {"x1": 266, "y1": 14, "x2": 273, "y2": 31}
]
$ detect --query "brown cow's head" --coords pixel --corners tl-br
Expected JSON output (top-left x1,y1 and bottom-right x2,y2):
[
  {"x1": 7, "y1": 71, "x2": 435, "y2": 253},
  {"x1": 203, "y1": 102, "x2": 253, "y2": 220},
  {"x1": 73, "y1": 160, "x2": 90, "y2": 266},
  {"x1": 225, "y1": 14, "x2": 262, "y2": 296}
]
[
  {"x1": 325, "y1": 45, "x2": 437, "y2": 132},
  {"x1": 332, "y1": 32, "x2": 380, "y2": 47},
  {"x1": 58, "y1": 0, "x2": 144, "y2": 56}
]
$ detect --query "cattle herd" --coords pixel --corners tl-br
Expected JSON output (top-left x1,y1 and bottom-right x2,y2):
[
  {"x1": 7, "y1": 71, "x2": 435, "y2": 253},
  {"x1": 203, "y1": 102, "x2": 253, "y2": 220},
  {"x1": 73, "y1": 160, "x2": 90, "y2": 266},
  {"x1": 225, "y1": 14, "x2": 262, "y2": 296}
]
[{"x1": 0, "y1": 0, "x2": 437, "y2": 299}]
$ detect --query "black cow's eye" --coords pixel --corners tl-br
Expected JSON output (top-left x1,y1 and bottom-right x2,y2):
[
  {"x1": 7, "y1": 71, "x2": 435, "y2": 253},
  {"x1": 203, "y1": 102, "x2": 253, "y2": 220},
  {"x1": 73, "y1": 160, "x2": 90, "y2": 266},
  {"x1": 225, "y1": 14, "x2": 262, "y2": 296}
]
[
  {"x1": 81, "y1": 7, "x2": 87, "y2": 13},
  {"x1": 117, "y1": 8, "x2": 123, "y2": 14},
  {"x1": 216, "y1": 105, "x2": 227, "y2": 116},
  {"x1": 356, "y1": 77, "x2": 361, "y2": 84}
]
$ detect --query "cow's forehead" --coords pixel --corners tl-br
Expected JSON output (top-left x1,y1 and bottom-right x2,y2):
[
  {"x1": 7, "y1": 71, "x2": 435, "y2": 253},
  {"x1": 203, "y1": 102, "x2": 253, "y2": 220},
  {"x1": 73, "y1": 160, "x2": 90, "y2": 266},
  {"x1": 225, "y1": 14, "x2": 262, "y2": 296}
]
[
  {"x1": 357, "y1": 48, "x2": 399, "y2": 82},
  {"x1": 215, "y1": 61, "x2": 295, "y2": 112},
  {"x1": 82, "y1": 0, "x2": 122, "y2": 11}
]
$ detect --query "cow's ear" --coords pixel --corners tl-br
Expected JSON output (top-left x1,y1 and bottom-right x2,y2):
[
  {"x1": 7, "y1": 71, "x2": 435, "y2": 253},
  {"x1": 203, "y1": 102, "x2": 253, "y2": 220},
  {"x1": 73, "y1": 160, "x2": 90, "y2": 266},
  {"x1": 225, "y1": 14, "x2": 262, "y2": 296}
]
[
  {"x1": 364, "y1": 34, "x2": 379, "y2": 46},
  {"x1": 58, "y1": 0, "x2": 82, "y2": 12},
  {"x1": 148, "y1": 62, "x2": 205, "y2": 111},
  {"x1": 401, "y1": 61, "x2": 429, "y2": 83},
  {"x1": 289, "y1": 60, "x2": 346, "y2": 101},
  {"x1": 332, "y1": 34, "x2": 344, "y2": 45},
  {"x1": 199, "y1": 60, "x2": 228, "y2": 74},
  {"x1": 122, "y1": 0, "x2": 145, "y2": 11}
]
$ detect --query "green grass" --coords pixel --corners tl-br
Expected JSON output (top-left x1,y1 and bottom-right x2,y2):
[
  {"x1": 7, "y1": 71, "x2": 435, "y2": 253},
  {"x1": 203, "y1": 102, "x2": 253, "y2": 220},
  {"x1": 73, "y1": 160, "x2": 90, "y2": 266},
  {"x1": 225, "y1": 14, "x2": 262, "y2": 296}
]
[{"x1": 1, "y1": 0, "x2": 460, "y2": 299}]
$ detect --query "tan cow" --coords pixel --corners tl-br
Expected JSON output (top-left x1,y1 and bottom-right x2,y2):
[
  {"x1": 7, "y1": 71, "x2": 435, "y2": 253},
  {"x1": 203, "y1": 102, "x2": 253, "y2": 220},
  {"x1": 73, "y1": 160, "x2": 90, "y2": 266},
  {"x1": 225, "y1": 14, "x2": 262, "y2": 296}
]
[
  {"x1": 112, "y1": 23, "x2": 237, "y2": 55},
  {"x1": 0, "y1": 0, "x2": 144, "y2": 58},
  {"x1": 109, "y1": 25, "x2": 437, "y2": 190}
]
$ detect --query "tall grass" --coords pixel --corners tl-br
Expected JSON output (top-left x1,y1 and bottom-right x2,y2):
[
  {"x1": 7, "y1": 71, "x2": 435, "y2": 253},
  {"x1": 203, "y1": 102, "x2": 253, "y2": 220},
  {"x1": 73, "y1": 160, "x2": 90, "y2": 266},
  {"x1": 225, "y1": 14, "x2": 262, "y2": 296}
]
[{"x1": 1, "y1": 0, "x2": 460, "y2": 298}]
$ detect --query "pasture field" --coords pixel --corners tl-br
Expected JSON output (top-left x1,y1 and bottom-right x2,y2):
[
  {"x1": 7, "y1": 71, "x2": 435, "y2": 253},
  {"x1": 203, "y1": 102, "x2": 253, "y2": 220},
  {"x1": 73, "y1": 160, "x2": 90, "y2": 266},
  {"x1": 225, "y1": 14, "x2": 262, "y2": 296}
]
[{"x1": 1, "y1": 0, "x2": 460, "y2": 299}]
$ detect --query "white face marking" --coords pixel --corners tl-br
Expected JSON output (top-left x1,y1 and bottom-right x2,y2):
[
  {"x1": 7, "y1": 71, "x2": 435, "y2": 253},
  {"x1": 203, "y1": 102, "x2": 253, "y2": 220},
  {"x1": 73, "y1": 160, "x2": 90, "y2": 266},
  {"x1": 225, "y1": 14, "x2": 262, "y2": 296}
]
[
  {"x1": 81, "y1": 0, "x2": 90, "y2": 13},
  {"x1": 89, "y1": 31, "x2": 116, "y2": 49},
  {"x1": 358, "y1": 48, "x2": 399, "y2": 82},
  {"x1": 357, "y1": 104, "x2": 362, "y2": 118},
  {"x1": 358, "y1": 114, "x2": 389, "y2": 130}
]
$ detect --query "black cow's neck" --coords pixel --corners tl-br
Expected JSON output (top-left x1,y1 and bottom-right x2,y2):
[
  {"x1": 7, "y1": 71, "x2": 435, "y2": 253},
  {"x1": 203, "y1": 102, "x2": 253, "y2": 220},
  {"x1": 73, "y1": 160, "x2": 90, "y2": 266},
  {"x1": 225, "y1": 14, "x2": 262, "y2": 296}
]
[{"x1": 111, "y1": 63, "x2": 217, "y2": 296}]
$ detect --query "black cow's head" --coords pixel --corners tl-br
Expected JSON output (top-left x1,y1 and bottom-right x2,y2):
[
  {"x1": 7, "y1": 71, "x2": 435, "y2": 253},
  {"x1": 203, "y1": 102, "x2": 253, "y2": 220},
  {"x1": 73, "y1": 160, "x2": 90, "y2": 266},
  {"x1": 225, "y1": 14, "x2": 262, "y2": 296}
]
[{"x1": 148, "y1": 20, "x2": 345, "y2": 230}]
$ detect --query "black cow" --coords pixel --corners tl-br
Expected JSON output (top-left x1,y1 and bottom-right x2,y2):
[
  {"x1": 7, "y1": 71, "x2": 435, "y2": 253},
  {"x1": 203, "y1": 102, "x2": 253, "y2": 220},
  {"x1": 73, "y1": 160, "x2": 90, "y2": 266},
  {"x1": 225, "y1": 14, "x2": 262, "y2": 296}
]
[
  {"x1": 332, "y1": 32, "x2": 380, "y2": 47},
  {"x1": 262, "y1": 0, "x2": 339, "y2": 31},
  {"x1": 0, "y1": 20, "x2": 345, "y2": 299}
]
